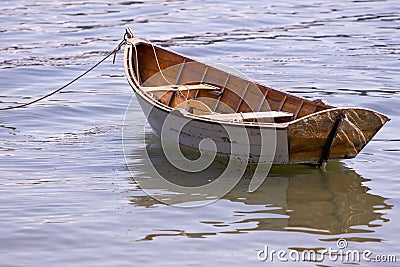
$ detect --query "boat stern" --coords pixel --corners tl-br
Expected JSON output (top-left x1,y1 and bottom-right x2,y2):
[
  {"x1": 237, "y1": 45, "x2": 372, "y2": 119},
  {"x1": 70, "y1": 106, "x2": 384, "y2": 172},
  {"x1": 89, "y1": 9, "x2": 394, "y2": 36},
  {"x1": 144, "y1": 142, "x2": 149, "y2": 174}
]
[{"x1": 287, "y1": 108, "x2": 390, "y2": 164}]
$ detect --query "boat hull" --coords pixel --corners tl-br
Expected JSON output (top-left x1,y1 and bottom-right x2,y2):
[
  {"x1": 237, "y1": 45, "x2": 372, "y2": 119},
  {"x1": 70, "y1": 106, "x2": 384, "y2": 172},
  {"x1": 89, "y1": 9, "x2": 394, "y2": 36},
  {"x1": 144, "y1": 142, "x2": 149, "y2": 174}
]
[
  {"x1": 123, "y1": 32, "x2": 390, "y2": 165},
  {"x1": 135, "y1": 91, "x2": 290, "y2": 164},
  {"x1": 135, "y1": 90, "x2": 389, "y2": 164},
  {"x1": 287, "y1": 107, "x2": 389, "y2": 163}
]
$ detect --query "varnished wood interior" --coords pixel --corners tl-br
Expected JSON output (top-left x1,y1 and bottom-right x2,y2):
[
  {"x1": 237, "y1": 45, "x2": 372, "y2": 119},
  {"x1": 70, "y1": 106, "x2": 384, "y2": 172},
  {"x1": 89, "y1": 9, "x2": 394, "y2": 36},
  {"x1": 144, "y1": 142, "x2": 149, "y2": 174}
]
[
  {"x1": 124, "y1": 36, "x2": 390, "y2": 163},
  {"x1": 126, "y1": 41, "x2": 332, "y2": 122}
]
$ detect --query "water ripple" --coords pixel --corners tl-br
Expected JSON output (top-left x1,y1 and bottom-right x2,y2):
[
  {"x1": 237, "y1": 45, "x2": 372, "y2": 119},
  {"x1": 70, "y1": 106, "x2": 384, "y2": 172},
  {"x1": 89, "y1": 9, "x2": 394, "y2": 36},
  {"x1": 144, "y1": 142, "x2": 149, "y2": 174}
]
[{"x1": 0, "y1": 0, "x2": 399, "y2": 266}]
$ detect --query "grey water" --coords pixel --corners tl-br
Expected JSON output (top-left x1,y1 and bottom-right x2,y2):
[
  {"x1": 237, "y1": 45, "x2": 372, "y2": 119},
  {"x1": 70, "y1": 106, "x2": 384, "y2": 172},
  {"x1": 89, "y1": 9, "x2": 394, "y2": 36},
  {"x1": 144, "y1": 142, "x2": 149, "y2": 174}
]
[{"x1": 0, "y1": 0, "x2": 399, "y2": 266}]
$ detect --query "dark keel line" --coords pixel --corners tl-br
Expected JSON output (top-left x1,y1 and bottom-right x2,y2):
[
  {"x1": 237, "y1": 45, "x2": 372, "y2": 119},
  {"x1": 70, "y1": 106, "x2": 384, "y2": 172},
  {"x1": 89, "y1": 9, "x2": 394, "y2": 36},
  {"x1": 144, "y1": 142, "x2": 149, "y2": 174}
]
[
  {"x1": 0, "y1": 39, "x2": 126, "y2": 111},
  {"x1": 318, "y1": 113, "x2": 346, "y2": 169}
]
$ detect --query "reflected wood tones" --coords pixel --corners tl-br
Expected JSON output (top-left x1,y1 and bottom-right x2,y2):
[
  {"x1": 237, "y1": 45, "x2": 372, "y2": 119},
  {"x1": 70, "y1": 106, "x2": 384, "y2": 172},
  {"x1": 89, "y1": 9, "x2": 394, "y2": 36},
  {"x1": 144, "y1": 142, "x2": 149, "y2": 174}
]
[{"x1": 127, "y1": 151, "x2": 392, "y2": 238}]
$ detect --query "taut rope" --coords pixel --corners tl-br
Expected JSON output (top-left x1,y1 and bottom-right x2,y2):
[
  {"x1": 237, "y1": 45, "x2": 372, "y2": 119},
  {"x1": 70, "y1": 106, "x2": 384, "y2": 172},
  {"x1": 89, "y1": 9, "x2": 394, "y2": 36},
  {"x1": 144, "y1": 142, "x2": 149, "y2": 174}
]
[{"x1": 0, "y1": 39, "x2": 126, "y2": 111}]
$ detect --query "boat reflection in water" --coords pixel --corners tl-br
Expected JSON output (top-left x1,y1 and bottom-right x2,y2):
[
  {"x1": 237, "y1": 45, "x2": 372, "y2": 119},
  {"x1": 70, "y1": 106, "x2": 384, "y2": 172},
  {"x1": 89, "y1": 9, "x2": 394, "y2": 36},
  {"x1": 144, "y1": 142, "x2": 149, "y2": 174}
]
[{"x1": 124, "y1": 133, "x2": 392, "y2": 240}]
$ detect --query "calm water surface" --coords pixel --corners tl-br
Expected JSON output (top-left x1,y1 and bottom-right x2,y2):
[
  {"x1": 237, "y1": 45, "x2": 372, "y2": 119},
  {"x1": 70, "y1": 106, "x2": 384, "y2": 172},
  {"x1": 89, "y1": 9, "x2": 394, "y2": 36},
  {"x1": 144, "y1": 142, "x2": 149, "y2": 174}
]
[{"x1": 0, "y1": 0, "x2": 399, "y2": 266}]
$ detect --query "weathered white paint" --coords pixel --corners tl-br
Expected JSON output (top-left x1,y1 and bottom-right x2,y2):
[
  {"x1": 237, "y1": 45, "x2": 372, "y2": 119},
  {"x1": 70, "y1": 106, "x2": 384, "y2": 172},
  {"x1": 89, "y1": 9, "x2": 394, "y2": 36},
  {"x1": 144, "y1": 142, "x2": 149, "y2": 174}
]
[
  {"x1": 135, "y1": 91, "x2": 290, "y2": 164},
  {"x1": 124, "y1": 36, "x2": 389, "y2": 165}
]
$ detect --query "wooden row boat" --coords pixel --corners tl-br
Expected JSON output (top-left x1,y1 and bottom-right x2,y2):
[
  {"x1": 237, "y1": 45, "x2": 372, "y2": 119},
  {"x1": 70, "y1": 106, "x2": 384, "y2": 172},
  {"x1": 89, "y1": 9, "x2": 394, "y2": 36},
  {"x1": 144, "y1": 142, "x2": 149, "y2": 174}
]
[{"x1": 123, "y1": 28, "x2": 390, "y2": 165}]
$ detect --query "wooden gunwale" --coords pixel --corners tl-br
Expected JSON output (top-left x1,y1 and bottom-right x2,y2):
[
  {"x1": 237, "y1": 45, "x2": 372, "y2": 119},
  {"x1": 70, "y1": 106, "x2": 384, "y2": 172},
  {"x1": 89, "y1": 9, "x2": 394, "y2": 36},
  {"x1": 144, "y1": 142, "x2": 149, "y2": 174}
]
[
  {"x1": 125, "y1": 38, "x2": 332, "y2": 118},
  {"x1": 123, "y1": 35, "x2": 390, "y2": 164}
]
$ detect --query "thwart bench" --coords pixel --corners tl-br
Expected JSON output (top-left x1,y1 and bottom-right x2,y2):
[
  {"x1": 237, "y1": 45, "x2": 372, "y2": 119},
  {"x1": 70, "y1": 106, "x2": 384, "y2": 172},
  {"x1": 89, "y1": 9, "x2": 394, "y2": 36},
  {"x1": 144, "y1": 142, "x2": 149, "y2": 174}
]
[
  {"x1": 199, "y1": 111, "x2": 293, "y2": 123},
  {"x1": 140, "y1": 84, "x2": 294, "y2": 123}
]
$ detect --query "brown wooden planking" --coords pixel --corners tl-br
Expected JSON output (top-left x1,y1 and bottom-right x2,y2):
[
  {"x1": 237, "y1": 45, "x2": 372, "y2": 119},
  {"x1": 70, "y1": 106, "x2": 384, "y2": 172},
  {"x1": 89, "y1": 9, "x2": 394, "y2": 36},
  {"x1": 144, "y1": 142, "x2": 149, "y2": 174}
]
[
  {"x1": 158, "y1": 91, "x2": 173, "y2": 105},
  {"x1": 240, "y1": 85, "x2": 269, "y2": 112},
  {"x1": 138, "y1": 44, "x2": 187, "y2": 69},
  {"x1": 177, "y1": 66, "x2": 204, "y2": 84},
  {"x1": 170, "y1": 90, "x2": 198, "y2": 108},
  {"x1": 266, "y1": 99, "x2": 280, "y2": 111},
  {"x1": 201, "y1": 68, "x2": 230, "y2": 88},
  {"x1": 124, "y1": 37, "x2": 391, "y2": 164},
  {"x1": 196, "y1": 89, "x2": 220, "y2": 100},
  {"x1": 280, "y1": 98, "x2": 301, "y2": 114},
  {"x1": 258, "y1": 101, "x2": 271, "y2": 112},
  {"x1": 136, "y1": 46, "x2": 158, "y2": 82},
  {"x1": 195, "y1": 90, "x2": 220, "y2": 110},
  {"x1": 237, "y1": 102, "x2": 253, "y2": 113},
  {"x1": 172, "y1": 61, "x2": 271, "y2": 114},
  {"x1": 218, "y1": 82, "x2": 269, "y2": 113},
  {"x1": 297, "y1": 102, "x2": 318, "y2": 118},
  {"x1": 136, "y1": 43, "x2": 329, "y2": 116},
  {"x1": 217, "y1": 76, "x2": 250, "y2": 113},
  {"x1": 139, "y1": 63, "x2": 321, "y2": 116},
  {"x1": 140, "y1": 62, "x2": 179, "y2": 85},
  {"x1": 136, "y1": 45, "x2": 184, "y2": 82},
  {"x1": 134, "y1": 41, "x2": 329, "y2": 117},
  {"x1": 288, "y1": 108, "x2": 390, "y2": 163},
  {"x1": 176, "y1": 62, "x2": 210, "y2": 84},
  {"x1": 170, "y1": 95, "x2": 184, "y2": 107},
  {"x1": 140, "y1": 67, "x2": 176, "y2": 86},
  {"x1": 135, "y1": 42, "x2": 332, "y2": 115},
  {"x1": 267, "y1": 89, "x2": 286, "y2": 101},
  {"x1": 217, "y1": 89, "x2": 242, "y2": 113}
]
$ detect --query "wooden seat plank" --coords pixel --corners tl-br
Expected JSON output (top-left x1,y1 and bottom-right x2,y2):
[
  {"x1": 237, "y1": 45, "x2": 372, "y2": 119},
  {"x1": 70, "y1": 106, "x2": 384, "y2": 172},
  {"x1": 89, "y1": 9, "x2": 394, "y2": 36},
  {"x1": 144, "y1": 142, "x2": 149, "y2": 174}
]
[
  {"x1": 199, "y1": 111, "x2": 293, "y2": 122},
  {"x1": 141, "y1": 83, "x2": 219, "y2": 93}
]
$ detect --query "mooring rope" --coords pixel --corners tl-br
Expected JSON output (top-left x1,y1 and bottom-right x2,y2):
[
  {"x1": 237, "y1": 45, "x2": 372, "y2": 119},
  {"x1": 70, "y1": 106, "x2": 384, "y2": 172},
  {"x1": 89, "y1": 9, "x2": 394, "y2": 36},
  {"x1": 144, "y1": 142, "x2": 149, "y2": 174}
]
[{"x1": 0, "y1": 39, "x2": 126, "y2": 111}]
